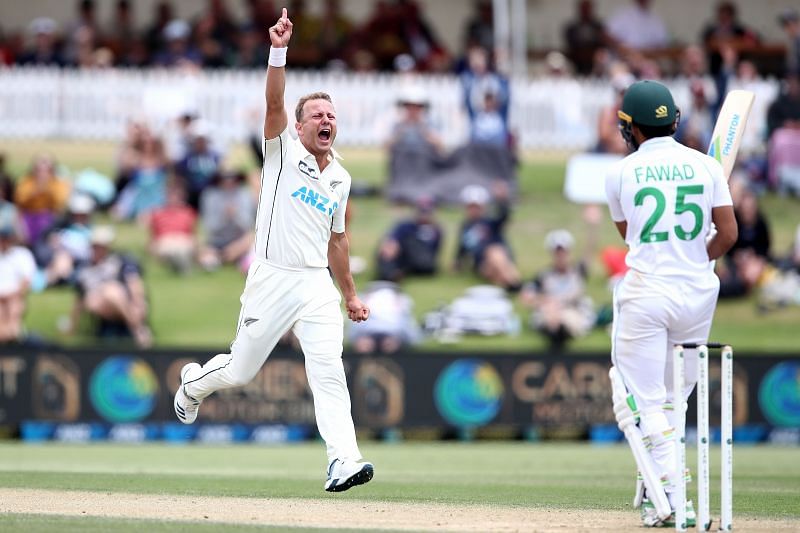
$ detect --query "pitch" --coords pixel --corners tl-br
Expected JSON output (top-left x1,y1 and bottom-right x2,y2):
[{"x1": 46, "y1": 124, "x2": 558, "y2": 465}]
[{"x1": 1, "y1": 442, "x2": 798, "y2": 531}]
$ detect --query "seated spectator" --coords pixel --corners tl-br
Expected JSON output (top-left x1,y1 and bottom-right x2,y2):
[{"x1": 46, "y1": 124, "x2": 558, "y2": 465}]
[
  {"x1": 66, "y1": 226, "x2": 152, "y2": 347},
  {"x1": 563, "y1": 0, "x2": 608, "y2": 76},
  {"x1": 148, "y1": 184, "x2": 197, "y2": 275},
  {"x1": 0, "y1": 224, "x2": 36, "y2": 344},
  {"x1": 719, "y1": 186, "x2": 771, "y2": 298},
  {"x1": 386, "y1": 85, "x2": 444, "y2": 203},
  {"x1": 728, "y1": 186, "x2": 771, "y2": 260},
  {"x1": 198, "y1": 171, "x2": 255, "y2": 272},
  {"x1": 153, "y1": 19, "x2": 201, "y2": 68},
  {"x1": 606, "y1": 0, "x2": 669, "y2": 52},
  {"x1": 34, "y1": 193, "x2": 95, "y2": 290},
  {"x1": 766, "y1": 73, "x2": 800, "y2": 141},
  {"x1": 454, "y1": 183, "x2": 520, "y2": 291},
  {"x1": 520, "y1": 230, "x2": 596, "y2": 349},
  {"x1": 701, "y1": 1, "x2": 759, "y2": 75},
  {"x1": 14, "y1": 154, "x2": 71, "y2": 244},
  {"x1": 376, "y1": 196, "x2": 443, "y2": 282},
  {"x1": 461, "y1": 46, "x2": 510, "y2": 134},
  {"x1": 462, "y1": 0, "x2": 494, "y2": 55},
  {"x1": 113, "y1": 131, "x2": 168, "y2": 222},
  {"x1": 285, "y1": 0, "x2": 323, "y2": 68},
  {"x1": 348, "y1": 281, "x2": 421, "y2": 354},
  {"x1": 175, "y1": 120, "x2": 221, "y2": 208},
  {"x1": 18, "y1": 17, "x2": 64, "y2": 66}
]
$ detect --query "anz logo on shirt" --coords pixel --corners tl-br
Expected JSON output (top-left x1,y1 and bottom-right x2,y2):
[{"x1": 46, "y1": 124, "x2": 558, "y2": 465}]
[{"x1": 291, "y1": 186, "x2": 339, "y2": 217}]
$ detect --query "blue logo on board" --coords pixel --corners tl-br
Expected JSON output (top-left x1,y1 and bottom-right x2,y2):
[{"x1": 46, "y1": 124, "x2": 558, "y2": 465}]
[
  {"x1": 89, "y1": 356, "x2": 159, "y2": 423},
  {"x1": 759, "y1": 363, "x2": 800, "y2": 427},
  {"x1": 434, "y1": 360, "x2": 503, "y2": 427}
]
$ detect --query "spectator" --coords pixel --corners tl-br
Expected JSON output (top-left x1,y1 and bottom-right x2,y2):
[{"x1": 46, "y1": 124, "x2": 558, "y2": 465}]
[
  {"x1": 113, "y1": 131, "x2": 168, "y2": 222},
  {"x1": 596, "y1": 72, "x2": 633, "y2": 155},
  {"x1": 463, "y1": 0, "x2": 494, "y2": 54},
  {"x1": 318, "y1": 0, "x2": 353, "y2": 65},
  {"x1": 396, "y1": 0, "x2": 449, "y2": 72},
  {"x1": 145, "y1": 1, "x2": 173, "y2": 57},
  {"x1": 606, "y1": 0, "x2": 669, "y2": 52},
  {"x1": 376, "y1": 197, "x2": 443, "y2": 282},
  {"x1": 778, "y1": 9, "x2": 800, "y2": 76},
  {"x1": 67, "y1": 226, "x2": 152, "y2": 347},
  {"x1": 35, "y1": 193, "x2": 95, "y2": 290},
  {"x1": 357, "y1": 1, "x2": 407, "y2": 71},
  {"x1": 728, "y1": 187, "x2": 771, "y2": 260},
  {"x1": 454, "y1": 183, "x2": 520, "y2": 291},
  {"x1": 285, "y1": 0, "x2": 323, "y2": 68},
  {"x1": 385, "y1": 85, "x2": 444, "y2": 203},
  {"x1": 14, "y1": 154, "x2": 71, "y2": 244},
  {"x1": 107, "y1": 0, "x2": 136, "y2": 62},
  {"x1": 18, "y1": 17, "x2": 63, "y2": 66},
  {"x1": 701, "y1": 1, "x2": 759, "y2": 75},
  {"x1": 675, "y1": 79, "x2": 715, "y2": 152},
  {"x1": 0, "y1": 224, "x2": 36, "y2": 344},
  {"x1": 765, "y1": 73, "x2": 800, "y2": 191},
  {"x1": 520, "y1": 229, "x2": 596, "y2": 350},
  {"x1": 148, "y1": 183, "x2": 197, "y2": 274},
  {"x1": 154, "y1": 19, "x2": 201, "y2": 68},
  {"x1": 718, "y1": 186, "x2": 771, "y2": 299},
  {"x1": 348, "y1": 281, "x2": 421, "y2": 354},
  {"x1": 198, "y1": 171, "x2": 254, "y2": 272},
  {"x1": 465, "y1": 84, "x2": 510, "y2": 148},
  {"x1": 175, "y1": 119, "x2": 221, "y2": 208},
  {"x1": 230, "y1": 24, "x2": 268, "y2": 68},
  {"x1": 563, "y1": 0, "x2": 608, "y2": 76},
  {"x1": 461, "y1": 47, "x2": 510, "y2": 130}
]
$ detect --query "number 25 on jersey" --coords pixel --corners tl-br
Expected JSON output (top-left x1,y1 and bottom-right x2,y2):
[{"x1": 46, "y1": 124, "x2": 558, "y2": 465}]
[{"x1": 635, "y1": 185, "x2": 704, "y2": 244}]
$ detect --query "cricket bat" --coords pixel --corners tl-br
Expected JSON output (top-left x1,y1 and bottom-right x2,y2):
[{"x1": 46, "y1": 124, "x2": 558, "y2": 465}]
[{"x1": 707, "y1": 89, "x2": 755, "y2": 180}]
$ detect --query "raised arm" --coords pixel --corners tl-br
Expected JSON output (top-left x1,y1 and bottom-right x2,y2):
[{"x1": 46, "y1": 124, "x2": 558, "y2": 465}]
[{"x1": 264, "y1": 8, "x2": 292, "y2": 139}]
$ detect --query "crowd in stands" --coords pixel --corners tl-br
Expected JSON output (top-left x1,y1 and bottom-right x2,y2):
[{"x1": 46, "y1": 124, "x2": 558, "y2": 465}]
[{"x1": 1, "y1": 0, "x2": 800, "y2": 351}]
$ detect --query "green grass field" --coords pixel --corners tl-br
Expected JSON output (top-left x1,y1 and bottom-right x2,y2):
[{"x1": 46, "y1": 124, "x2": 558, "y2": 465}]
[
  {"x1": 1, "y1": 442, "x2": 799, "y2": 531},
  {"x1": 5, "y1": 140, "x2": 800, "y2": 352}
]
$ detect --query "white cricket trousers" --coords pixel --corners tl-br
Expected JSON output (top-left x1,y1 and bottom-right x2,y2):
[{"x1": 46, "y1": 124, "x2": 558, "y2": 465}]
[
  {"x1": 184, "y1": 258, "x2": 362, "y2": 464},
  {"x1": 611, "y1": 269, "x2": 719, "y2": 495}
]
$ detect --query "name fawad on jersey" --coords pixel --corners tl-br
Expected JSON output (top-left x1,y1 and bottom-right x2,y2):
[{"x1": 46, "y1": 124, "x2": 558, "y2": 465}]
[
  {"x1": 633, "y1": 164, "x2": 695, "y2": 184},
  {"x1": 291, "y1": 186, "x2": 339, "y2": 217}
]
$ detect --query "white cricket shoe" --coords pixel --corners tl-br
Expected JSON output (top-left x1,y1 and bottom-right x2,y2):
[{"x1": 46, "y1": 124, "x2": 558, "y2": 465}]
[
  {"x1": 324, "y1": 459, "x2": 374, "y2": 492},
  {"x1": 173, "y1": 363, "x2": 202, "y2": 424}
]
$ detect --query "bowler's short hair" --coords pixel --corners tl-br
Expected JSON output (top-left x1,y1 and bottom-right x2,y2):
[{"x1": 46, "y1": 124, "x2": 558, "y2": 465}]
[{"x1": 295, "y1": 92, "x2": 333, "y2": 122}]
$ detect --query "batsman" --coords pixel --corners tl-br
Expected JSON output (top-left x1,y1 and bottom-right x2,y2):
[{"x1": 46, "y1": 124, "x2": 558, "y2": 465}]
[{"x1": 604, "y1": 81, "x2": 738, "y2": 527}]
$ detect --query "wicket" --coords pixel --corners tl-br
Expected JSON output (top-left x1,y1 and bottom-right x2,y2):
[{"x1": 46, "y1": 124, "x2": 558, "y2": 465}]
[{"x1": 673, "y1": 343, "x2": 733, "y2": 532}]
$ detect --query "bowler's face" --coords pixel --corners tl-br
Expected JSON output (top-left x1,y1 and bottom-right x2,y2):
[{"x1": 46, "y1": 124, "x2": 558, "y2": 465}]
[{"x1": 296, "y1": 99, "x2": 337, "y2": 158}]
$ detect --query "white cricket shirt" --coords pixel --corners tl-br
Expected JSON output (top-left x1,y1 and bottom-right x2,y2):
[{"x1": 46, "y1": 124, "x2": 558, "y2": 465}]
[
  {"x1": 255, "y1": 127, "x2": 351, "y2": 269},
  {"x1": 605, "y1": 136, "x2": 732, "y2": 279}
]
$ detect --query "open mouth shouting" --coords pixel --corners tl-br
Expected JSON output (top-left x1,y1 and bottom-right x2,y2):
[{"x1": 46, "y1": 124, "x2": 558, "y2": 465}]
[{"x1": 318, "y1": 128, "x2": 332, "y2": 143}]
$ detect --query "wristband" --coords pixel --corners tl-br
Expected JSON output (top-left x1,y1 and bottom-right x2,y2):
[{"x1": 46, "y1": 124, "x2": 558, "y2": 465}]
[{"x1": 268, "y1": 46, "x2": 287, "y2": 67}]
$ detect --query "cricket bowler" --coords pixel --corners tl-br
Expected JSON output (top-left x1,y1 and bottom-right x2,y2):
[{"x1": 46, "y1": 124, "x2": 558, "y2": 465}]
[
  {"x1": 174, "y1": 7, "x2": 374, "y2": 493},
  {"x1": 604, "y1": 80, "x2": 738, "y2": 527}
]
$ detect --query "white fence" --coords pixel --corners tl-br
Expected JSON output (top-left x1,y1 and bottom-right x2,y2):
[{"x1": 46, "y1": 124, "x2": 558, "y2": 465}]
[{"x1": 0, "y1": 67, "x2": 778, "y2": 150}]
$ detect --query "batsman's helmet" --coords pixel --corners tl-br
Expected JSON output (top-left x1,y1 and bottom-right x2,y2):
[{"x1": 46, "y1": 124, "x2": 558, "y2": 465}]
[{"x1": 617, "y1": 80, "x2": 680, "y2": 148}]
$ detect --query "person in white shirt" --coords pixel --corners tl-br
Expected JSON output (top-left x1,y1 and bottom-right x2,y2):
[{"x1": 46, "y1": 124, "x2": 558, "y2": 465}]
[
  {"x1": 607, "y1": 0, "x2": 669, "y2": 51},
  {"x1": 0, "y1": 225, "x2": 36, "y2": 343},
  {"x1": 605, "y1": 80, "x2": 737, "y2": 527},
  {"x1": 173, "y1": 8, "x2": 373, "y2": 493}
]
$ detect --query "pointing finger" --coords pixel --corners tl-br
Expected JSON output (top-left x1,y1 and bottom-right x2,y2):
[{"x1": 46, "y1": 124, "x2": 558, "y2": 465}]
[{"x1": 281, "y1": 7, "x2": 287, "y2": 20}]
